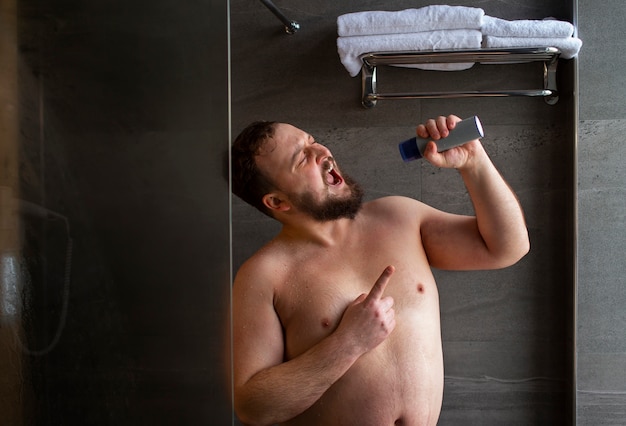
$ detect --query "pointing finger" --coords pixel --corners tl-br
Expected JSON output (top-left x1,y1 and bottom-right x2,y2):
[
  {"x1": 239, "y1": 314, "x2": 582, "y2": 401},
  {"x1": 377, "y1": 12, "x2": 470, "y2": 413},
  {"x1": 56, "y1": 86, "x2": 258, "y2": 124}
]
[{"x1": 366, "y1": 266, "x2": 395, "y2": 302}]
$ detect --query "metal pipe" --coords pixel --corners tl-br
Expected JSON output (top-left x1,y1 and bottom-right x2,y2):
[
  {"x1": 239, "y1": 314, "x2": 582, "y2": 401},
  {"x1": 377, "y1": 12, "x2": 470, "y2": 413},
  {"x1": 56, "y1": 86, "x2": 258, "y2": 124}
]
[{"x1": 258, "y1": 0, "x2": 300, "y2": 34}]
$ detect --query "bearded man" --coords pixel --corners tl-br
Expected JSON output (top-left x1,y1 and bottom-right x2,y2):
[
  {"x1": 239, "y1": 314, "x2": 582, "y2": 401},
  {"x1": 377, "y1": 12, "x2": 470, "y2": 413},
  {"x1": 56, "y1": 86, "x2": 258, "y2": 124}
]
[{"x1": 230, "y1": 115, "x2": 530, "y2": 426}]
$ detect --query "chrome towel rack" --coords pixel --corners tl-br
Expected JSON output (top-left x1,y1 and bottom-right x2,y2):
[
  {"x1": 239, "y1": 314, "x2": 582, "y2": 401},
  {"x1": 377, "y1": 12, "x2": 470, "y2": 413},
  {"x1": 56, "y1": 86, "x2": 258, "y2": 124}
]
[{"x1": 360, "y1": 47, "x2": 561, "y2": 108}]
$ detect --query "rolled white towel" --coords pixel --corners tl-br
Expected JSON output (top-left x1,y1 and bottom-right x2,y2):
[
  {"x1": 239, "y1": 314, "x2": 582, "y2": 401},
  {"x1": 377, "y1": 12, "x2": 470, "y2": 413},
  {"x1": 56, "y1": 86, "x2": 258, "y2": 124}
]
[
  {"x1": 482, "y1": 16, "x2": 574, "y2": 38},
  {"x1": 483, "y1": 35, "x2": 582, "y2": 59},
  {"x1": 337, "y1": 30, "x2": 483, "y2": 77},
  {"x1": 337, "y1": 5, "x2": 485, "y2": 37}
]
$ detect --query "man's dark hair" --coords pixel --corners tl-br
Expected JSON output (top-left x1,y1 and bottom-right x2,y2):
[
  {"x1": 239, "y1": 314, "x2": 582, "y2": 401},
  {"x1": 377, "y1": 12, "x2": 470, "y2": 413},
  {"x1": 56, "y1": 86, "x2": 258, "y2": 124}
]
[{"x1": 231, "y1": 121, "x2": 278, "y2": 218}]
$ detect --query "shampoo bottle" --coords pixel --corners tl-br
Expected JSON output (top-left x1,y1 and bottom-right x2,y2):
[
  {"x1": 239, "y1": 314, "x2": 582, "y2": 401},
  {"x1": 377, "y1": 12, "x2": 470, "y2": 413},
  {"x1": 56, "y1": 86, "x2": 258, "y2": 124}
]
[{"x1": 399, "y1": 116, "x2": 484, "y2": 162}]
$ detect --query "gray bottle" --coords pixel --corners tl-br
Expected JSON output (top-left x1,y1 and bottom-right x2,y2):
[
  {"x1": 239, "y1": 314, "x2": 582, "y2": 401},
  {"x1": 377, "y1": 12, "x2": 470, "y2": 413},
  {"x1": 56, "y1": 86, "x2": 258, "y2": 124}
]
[{"x1": 399, "y1": 116, "x2": 484, "y2": 162}]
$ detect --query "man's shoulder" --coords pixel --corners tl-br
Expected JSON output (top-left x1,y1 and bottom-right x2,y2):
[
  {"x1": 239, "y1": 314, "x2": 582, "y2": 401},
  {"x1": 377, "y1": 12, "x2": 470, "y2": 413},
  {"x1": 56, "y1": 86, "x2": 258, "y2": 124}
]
[
  {"x1": 235, "y1": 240, "x2": 289, "y2": 285},
  {"x1": 239, "y1": 240, "x2": 281, "y2": 269},
  {"x1": 366, "y1": 195, "x2": 412, "y2": 205},
  {"x1": 360, "y1": 196, "x2": 433, "y2": 230},
  {"x1": 363, "y1": 195, "x2": 424, "y2": 215}
]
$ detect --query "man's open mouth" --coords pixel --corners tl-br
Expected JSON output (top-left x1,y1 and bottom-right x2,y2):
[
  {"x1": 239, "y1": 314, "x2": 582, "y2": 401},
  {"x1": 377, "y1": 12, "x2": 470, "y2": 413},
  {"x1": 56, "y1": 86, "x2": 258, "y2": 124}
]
[{"x1": 324, "y1": 162, "x2": 343, "y2": 186}]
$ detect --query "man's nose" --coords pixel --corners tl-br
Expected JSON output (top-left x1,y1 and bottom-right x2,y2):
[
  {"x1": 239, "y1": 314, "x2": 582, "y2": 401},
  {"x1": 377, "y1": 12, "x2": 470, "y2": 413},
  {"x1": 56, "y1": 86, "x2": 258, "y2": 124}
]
[{"x1": 311, "y1": 144, "x2": 332, "y2": 163}]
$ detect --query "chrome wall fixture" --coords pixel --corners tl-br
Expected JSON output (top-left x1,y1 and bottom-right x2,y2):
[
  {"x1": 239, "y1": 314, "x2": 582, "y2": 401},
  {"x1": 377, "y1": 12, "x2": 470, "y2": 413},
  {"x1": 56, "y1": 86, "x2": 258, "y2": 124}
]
[
  {"x1": 360, "y1": 47, "x2": 561, "y2": 108},
  {"x1": 258, "y1": 0, "x2": 300, "y2": 34}
]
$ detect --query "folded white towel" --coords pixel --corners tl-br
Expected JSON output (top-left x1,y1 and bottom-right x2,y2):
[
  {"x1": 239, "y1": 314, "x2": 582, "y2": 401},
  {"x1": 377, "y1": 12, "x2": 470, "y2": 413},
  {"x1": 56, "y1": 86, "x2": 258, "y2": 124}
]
[
  {"x1": 337, "y1": 30, "x2": 483, "y2": 76},
  {"x1": 337, "y1": 6, "x2": 485, "y2": 37},
  {"x1": 482, "y1": 16, "x2": 574, "y2": 38},
  {"x1": 484, "y1": 35, "x2": 582, "y2": 59}
]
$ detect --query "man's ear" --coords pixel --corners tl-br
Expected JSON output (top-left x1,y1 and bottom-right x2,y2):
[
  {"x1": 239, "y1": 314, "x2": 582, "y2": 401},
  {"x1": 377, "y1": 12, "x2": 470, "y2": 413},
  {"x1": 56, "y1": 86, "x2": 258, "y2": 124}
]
[{"x1": 262, "y1": 193, "x2": 291, "y2": 213}]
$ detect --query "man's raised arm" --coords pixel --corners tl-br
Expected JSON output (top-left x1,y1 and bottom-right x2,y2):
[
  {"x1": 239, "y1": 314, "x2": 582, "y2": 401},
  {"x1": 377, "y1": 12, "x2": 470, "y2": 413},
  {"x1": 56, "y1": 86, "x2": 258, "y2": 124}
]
[{"x1": 418, "y1": 115, "x2": 530, "y2": 270}]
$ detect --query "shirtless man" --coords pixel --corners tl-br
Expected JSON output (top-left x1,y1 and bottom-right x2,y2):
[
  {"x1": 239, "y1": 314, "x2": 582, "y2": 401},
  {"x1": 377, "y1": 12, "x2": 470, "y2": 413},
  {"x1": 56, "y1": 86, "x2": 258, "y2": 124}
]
[{"x1": 231, "y1": 115, "x2": 530, "y2": 426}]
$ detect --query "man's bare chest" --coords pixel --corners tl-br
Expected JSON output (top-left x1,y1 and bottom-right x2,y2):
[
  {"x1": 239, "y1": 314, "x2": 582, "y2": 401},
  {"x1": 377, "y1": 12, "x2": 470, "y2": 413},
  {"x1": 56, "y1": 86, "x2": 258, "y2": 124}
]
[{"x1": 272, "y1": 244, "x2": 435, "y2": 360}]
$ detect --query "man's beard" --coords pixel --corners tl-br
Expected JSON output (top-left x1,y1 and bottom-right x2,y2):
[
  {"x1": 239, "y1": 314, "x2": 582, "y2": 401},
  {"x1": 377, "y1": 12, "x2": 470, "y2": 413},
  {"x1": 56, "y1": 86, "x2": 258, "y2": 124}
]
[{"x1": 290, "y1": 174, "x2": 364, "y2": 222}]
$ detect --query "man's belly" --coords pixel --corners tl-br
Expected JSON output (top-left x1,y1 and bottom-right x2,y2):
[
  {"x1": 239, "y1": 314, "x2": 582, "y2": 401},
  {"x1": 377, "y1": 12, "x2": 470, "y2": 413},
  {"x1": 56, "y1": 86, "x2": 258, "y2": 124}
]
[{"x1": 282, "y1": 317, "x2": 444, "y2": 426}]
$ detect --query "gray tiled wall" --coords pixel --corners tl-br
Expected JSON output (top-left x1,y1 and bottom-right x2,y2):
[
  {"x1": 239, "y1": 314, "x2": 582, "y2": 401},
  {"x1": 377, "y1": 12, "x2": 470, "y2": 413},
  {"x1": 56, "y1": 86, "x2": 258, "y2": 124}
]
[{"x1": 576, "y1": 1, "x2": 626, "y2": 420}]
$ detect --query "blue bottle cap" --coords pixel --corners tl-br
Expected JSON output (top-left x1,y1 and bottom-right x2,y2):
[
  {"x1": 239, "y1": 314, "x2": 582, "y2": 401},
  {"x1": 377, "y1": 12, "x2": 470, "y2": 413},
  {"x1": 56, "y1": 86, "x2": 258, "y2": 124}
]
[{"x1": 399, "y1": 137, "x2": 423, "y2": 162}]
